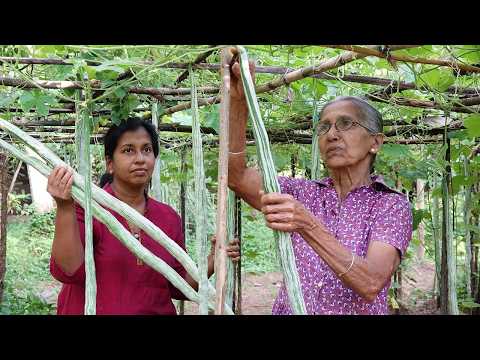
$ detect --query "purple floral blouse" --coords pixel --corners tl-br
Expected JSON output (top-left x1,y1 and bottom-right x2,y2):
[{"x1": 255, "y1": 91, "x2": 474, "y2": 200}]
[{"x1": 272, "y1": 175, "x2": 412, "y2": 315}]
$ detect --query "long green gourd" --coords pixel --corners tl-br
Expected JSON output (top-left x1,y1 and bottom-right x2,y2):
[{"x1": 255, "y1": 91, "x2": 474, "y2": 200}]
[
  {"x1": 150, "y1": 102, "x2": 164, "y2": 203},
  {"x1": 0, "y1": 118, "x2": 227, "y2": 311},
  {"x1": 311, "y1": 101, "x2": 323, "y2": 180},
  {"x1": 75, "y1": 101, "x2": 97, "y2": 315},
  {"x1": 190, "y1": 66, "x2": 210, "y2": 314},
  {"x1": 236, "y1": 46, "x2": 306, "y2": 314},
  {"x1": 0, "y1": 137, "x2": 230, "y2": 313},
  {"x1": 224, "y1": 189, "x2": 236, "y2": 308}
]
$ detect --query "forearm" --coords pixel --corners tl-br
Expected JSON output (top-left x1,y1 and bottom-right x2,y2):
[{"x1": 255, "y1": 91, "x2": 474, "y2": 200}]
[
  {"x1": 51, "y1": 202, "x2": 84, "y2": 276},
  {"x1": 184, "y1": 253, "x2": 215, "y2": 291},
  {"x1": 300, "y1": 226, "x2": 388, "y2": 302},
  {"x1": 228, "y1": 99, "x2": 263, "y2": 210}
]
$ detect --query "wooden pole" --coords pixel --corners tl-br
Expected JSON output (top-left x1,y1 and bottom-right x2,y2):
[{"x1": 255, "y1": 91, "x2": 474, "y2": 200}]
[
  {"x1": 8, "y1": 160, "x2": 23, "y2": 194},
  {"x1": 322, "y1": 45, "x2": 480, "y2": 74},
  {"x1": 214, "y1": 49, "x2": 231, "y2": 315},
  {"x1": 0, "y1": 151, "x2": 8, "y2": 304}
]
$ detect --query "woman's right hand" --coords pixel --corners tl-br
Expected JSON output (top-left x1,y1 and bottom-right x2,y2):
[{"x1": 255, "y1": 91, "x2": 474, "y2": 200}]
[
  {"x1": 47, "y1": 166, "x2": 74, "y2": 206},
  {"x1": 229, "y1": 47, "x2": 256, "y2": 103}
]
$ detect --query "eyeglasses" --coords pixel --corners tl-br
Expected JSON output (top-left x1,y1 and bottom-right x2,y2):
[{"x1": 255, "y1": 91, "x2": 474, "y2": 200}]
[{"x1": 316, "y1": 116, "x2": 378, "y2": 136}]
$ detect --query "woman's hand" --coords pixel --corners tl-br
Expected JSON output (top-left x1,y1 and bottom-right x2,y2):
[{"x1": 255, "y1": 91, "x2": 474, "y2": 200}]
[
  {"x1": 259, "y1": 190, "x2": 323, "y2": 233},
  {"x1": 210, "y1": 235, "x2": 241, "y2": 263},
  {"x1": 47, "y1": 166, "x2": 74, "y2": 207},
  {"x1": 229, "y1": 47, "x2": 256, "y2": 103}
]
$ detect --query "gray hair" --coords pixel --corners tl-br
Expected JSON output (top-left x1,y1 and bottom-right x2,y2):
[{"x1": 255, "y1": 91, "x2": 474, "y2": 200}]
[{"x1": 319, "y1": 96, "x2": 383, "y2": 134}]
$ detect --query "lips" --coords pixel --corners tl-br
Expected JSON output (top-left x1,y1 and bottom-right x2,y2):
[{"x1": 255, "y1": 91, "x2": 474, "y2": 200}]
[
  {"x1": 326, "y1": 146, "x2": 343, "y2": 155},
  {"x1": 131, "y1": 168, "x2": 148, "y2": 175}
]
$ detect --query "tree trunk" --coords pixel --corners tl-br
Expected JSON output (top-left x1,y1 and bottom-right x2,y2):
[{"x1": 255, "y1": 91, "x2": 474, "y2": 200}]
[
  {"x1": 415, "y1": 179, "x2": 426, "y2": 260},
  {"x1": 0, "y1": 152, "x2": 9, "y2": 304}
]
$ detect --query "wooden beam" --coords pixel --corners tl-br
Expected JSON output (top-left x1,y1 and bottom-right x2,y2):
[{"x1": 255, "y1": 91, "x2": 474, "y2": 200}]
[{"x1": 323, "y1": 45, "x2": 480, "y2": 74}]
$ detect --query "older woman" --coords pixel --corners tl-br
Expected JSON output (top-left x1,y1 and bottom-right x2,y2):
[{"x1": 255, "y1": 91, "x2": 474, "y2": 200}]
[{"x1": 227, "y1": 61, "x2": 412, "y2": 315}]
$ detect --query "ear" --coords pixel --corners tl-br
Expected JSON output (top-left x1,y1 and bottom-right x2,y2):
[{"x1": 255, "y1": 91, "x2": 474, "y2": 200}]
[
  {"x1": 370, "y1": 133, "x2": 384, "y2": 153},
  {"x1": 105, "y1": 156, "x2": 113, "y2": 174}
]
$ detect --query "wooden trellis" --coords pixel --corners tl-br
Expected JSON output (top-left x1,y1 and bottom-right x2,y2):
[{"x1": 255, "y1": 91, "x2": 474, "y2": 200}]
[{"x1": 0, "y1": 45, "x2": 479, "y2": 315}]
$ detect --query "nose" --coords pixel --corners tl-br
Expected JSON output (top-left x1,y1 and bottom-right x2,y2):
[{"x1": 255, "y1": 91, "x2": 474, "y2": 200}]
[
  {"x1": 135, "y1": 151, "x2": 146, "y2": 163},
  {"x1": 325, "y1": 122, "x2": 340, "y2": 141}
]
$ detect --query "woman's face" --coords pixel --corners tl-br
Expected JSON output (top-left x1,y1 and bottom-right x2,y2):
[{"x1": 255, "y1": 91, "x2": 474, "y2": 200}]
[
  {"x1": 106, "y1": 127, "x2": 156, "y2": 188},
  {"x1": 318, "y1": 101, "x2": 382, "y2": 170}
]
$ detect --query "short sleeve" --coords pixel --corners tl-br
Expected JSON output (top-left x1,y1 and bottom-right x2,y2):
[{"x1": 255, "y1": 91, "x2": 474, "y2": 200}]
[
  {"x1": 49, "y1": 202, "x2": 99, "y2": 285},
  {"x1": 369, "y1": 194, "x2": 413, "y2": 257}
]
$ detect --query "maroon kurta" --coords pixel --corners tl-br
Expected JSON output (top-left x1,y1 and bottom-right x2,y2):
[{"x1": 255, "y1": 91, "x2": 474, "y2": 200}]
[{"x1": 50, "y1": 183, "x2": 187, "y2": 315}]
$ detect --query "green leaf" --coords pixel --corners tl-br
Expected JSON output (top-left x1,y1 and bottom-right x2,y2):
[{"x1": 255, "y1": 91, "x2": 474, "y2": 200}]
[
  {"x1": 0, "y1": 93, "x2": 20, "y2": 108},
  {"x1": 464, "y1": 115, "x2": 480, "y2": 138},
  {"x1": 18, "y1": 92, "x2": 36, "y2": 113},
  {"x1": 417, "y1": 68, "x2": 455, "y2": 92},
  {"x1": 204, "y1": 109, "x2": 219, "y2": 134},
  {"x1": 380, "y1": 144, "x2": 412, "y2": 159}
]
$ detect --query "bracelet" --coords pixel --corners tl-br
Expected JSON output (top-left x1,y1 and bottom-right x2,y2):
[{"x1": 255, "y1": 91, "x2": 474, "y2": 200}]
[
  {"x1": 229, "y1": 149, "x2": 246, "y2": 155},
  {"x1": 338, "y1": 253, "x2": 355, "y2": 278}
]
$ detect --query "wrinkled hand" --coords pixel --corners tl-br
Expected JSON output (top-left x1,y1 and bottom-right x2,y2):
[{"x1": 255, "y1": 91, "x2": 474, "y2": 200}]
[
  {"x1": 210, "y1": 235, "x2": 241, "y2": 263},
  {"x1": 259, "y1": 190, "x2": 322, "y2": 233},
  {"x1": 47, "y1": 165, "x2": 74, "y2": 206},
  {"x1": 228, "y1": 47, "x2": 256, "y2": 103}
]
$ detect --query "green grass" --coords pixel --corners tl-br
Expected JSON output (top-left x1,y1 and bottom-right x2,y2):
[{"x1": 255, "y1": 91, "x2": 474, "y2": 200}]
[{"x1": 0, "y1": 212, "x2": 57, "y2": 315}]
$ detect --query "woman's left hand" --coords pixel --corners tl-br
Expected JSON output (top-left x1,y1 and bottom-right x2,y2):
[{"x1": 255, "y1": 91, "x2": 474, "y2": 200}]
[
  {"x1": 210, "y1": 236, "x2": 241, "y2": 263},
  {"x1": 259, "y1": 190, "x2": 321, "y2": 233}
]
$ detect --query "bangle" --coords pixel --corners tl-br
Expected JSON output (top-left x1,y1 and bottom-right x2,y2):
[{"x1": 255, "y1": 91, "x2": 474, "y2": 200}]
[
  {"x1": 338, "y1": 253, "x2": 355, "y2": 278},
  {"x1": 229, "y1": 149, "x2": 245, "y2": 155}
]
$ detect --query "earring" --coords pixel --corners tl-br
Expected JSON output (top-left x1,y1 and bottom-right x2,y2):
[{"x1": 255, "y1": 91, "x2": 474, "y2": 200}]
[
  {"x1": 109, "y1": 170, "x2": 113, "y2": 175},
  {"x1": 370, "y1": 149, "x2": 376, "y2": 153}
]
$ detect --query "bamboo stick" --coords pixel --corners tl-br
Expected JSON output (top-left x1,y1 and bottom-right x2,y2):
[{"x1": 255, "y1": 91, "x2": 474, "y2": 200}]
[
  {"x1": 322, "y1": 45, "x2": 480, "y2": 74},
  {"x1": 214, "y1": 48, "x2": 232, "y2": 314}
]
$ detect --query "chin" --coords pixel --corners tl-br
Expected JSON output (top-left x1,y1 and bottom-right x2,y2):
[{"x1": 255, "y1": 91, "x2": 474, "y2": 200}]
[{"x1": 325, "y1": 159, "x2": 348, "y2": 169}]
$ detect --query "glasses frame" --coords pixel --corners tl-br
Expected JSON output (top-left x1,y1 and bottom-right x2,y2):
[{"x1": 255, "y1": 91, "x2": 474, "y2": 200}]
[{"x1": 316, "y1": 117, "x2": 378, "y2": 136}]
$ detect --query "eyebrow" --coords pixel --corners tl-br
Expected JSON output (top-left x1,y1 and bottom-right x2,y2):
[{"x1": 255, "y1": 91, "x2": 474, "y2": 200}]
[{"x1": 119, "y1": 142, "x2": 152, "y2": 148}]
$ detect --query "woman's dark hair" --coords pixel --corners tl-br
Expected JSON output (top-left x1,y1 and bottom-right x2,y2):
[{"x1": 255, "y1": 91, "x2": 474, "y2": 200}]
[{"x1": 99, "y1": 117, "x2": 159, "y2": 187}]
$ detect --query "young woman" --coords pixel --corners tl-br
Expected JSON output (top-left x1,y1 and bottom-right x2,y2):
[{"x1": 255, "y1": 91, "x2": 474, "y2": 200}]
[{"x1": 48, "y1": 117, "x2": 240, "y2": 315}]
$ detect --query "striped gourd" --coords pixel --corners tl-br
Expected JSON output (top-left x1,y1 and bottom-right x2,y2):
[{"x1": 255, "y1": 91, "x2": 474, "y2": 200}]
[
  {"x1": 310, "y1": 101, "x2": 323, "y2": 180},
  {"x1": 0, "y1": 118, "x2": 231, "y2": 313},
  {"x1": 75, "y1": 101, "x2": 97, "y2": 315},
  {"x1": 0, "y1": 135, "x2": 233, "y2": 314},
  {"x1": 150, "y1": 102, "x2": 167, "y2": 203},
  {"x1": 224, "y1": 189, "x2": 236, "y2": 308},
  {"x1": 236, "y1": 46, "x2": 306, "y2": 314},
  {"x1": 189, "y1": 66, "x2": 210, "y2": 314}
]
